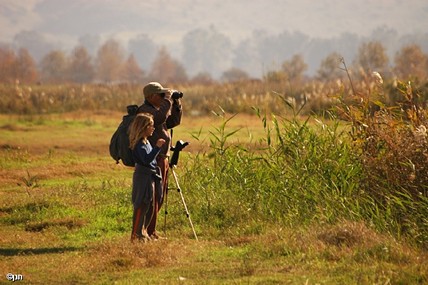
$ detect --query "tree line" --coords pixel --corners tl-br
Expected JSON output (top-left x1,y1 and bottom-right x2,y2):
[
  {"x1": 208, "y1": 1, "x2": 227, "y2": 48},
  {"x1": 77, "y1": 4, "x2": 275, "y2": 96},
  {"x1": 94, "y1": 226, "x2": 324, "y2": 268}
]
[{"x1": 1, "y1": 39, "x2": 427, "y2": 86}]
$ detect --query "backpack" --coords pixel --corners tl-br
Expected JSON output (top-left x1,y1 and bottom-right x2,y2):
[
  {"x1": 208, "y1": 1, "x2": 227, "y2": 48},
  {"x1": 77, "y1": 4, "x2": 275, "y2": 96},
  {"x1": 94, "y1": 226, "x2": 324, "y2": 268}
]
[{"x1": 109, "y1": 105, "x2": 138, "y2": 167}]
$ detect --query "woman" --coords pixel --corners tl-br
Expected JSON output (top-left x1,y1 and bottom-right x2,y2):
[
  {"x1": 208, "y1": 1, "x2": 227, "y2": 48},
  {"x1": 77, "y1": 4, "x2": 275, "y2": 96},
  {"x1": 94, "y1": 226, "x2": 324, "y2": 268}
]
[{"x1": 128, "y1": 113, "x2": 165, "y2": 242}]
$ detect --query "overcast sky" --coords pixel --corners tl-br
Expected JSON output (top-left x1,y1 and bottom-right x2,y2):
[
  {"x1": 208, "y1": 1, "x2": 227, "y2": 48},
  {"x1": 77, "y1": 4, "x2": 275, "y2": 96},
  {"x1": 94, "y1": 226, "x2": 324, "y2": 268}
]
[{"x1": 1, "y1": 0, "x2": 427, "y2": 48}]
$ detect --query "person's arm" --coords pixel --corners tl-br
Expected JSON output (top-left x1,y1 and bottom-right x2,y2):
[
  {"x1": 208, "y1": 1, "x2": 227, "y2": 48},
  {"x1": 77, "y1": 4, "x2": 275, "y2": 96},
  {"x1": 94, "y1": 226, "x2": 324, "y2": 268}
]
[
  {"x1": 166, "y1": 99, "x2": 182, "y2": 129},
  {"x1": 135, "y1": 143, "x2": 161, "y2": 165}
]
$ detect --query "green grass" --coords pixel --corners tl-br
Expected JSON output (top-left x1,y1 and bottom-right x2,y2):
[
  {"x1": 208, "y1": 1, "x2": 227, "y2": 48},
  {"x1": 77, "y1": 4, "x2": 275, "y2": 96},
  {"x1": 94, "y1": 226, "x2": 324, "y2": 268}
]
[{"x1": 0, "y1": 111, "x2": 427, "y2": 284}]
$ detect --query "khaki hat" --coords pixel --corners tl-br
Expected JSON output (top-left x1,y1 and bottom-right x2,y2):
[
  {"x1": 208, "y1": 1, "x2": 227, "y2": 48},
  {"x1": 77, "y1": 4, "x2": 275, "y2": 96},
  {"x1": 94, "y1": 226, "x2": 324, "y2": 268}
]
[{"x1": 143, "y1": 82, "x2": 170, "y2": 98}]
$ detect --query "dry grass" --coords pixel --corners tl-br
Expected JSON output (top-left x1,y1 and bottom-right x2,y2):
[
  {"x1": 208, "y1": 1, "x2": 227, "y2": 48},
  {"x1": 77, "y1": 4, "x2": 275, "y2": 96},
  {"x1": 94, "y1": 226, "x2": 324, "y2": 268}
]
[{"x1": 1, "y1": 112, "x2": 427, "y2": 284}]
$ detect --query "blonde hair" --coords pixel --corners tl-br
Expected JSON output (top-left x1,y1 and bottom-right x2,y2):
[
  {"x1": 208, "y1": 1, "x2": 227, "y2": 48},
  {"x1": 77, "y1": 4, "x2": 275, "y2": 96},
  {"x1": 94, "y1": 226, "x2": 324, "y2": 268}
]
[{"x1": 129, "y1": 113, "x2": 154, "y2": 150}]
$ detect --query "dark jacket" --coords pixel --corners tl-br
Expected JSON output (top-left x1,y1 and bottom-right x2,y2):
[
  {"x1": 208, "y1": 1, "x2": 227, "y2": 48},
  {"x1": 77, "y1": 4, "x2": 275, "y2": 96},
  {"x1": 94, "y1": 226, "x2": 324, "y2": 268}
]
[{"x1": 137, "y1": 98, "x2": 182, "y2": 156}]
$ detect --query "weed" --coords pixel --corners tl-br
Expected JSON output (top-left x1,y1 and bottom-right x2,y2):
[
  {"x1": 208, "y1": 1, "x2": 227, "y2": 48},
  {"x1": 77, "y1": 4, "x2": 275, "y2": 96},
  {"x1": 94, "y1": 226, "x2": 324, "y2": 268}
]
[{"x1": 19, "y1": 170, "x2": 40, "y2": 196}]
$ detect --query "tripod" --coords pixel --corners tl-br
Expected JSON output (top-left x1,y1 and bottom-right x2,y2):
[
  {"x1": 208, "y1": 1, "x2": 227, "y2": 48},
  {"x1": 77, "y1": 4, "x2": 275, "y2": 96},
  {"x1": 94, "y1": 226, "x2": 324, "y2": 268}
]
[{"x1": 164, "y1": 140, "x2": 198, "y2": 241}]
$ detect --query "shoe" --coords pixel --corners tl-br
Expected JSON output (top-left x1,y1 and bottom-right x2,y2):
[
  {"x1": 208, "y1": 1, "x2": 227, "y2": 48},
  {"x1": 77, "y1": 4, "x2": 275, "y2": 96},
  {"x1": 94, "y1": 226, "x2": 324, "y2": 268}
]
[
  {"x1": 140, "y1": 235, "x2": 151, "y2": 243},
  {"x1": 131, "y1": 234, "x2": 151, "y2": 243},
  {"x1": 141, "y1": 230, "x2": 152, "y2": 241},
  {"x1": 150, "y1": 232, "x2": 166, "y2": 240}
]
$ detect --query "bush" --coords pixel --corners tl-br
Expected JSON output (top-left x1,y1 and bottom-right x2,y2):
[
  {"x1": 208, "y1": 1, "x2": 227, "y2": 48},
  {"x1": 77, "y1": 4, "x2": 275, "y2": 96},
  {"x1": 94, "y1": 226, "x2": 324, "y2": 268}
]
[{"x1": 336, "y1": 78, "x2": 428, "y2": 247}]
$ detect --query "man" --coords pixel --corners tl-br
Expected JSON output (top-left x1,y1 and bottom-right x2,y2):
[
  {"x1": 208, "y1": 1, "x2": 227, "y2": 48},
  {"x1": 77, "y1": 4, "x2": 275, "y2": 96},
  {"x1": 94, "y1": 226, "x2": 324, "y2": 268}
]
[{"x1": 137, "y1": 81, "x2": 182, "y2": 239}]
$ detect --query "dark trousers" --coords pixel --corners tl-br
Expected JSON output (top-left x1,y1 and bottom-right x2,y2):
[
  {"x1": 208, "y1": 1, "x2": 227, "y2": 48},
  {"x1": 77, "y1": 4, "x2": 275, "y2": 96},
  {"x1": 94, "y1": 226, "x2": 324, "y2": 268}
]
[
  {"x1": 131, "y1": 196, "x2": 155, "y2": 241},
  {"x1": 147, "y1": 156, "x2": 169, "y2": 236}
]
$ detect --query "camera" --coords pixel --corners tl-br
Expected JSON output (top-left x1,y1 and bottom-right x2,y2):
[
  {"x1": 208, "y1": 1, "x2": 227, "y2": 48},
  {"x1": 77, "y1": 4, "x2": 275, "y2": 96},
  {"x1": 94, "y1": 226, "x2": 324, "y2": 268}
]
[
  {"x1": 170, "y1": 140, "x2": 189, "y2": 167},
  {"x1": 171, "y1": 90, "x2": 184, "y2": 100}
]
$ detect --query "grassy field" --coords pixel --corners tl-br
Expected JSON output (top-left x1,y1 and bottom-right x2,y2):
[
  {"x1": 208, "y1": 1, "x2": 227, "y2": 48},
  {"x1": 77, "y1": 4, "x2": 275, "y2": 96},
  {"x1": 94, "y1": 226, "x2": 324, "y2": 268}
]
[{"x1": 1, "y1": 111, "x2": 427, "y2": 284}]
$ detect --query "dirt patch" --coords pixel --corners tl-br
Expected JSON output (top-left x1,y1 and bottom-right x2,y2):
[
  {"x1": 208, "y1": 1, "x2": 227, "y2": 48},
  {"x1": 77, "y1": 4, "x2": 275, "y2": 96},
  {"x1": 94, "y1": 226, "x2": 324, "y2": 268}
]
[
  {"x1": 316, "y1": 220, "x2": 383, "y2": 247},
  {"x1": 0, "y1": 124, "x2": 30, "y2": 132},
  {"x1": 25, "y1": 218, "x2": 86, "y2": 232},
  {"x1": 85, "y1": 236, "x2": 195, "y2": 271},
  {"x1": 0, "y1": 143, "x2": 22, "y2": 150},
  {"x1": 0, "y1": 160, "x2": 116, "y2": 187}
]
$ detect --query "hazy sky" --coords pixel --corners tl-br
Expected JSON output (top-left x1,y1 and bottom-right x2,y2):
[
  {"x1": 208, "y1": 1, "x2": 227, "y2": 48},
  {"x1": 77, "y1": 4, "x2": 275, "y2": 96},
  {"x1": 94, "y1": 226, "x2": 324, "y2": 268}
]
[{"x1": 1, "y1": 0, "x2": 427, "y2": 48}]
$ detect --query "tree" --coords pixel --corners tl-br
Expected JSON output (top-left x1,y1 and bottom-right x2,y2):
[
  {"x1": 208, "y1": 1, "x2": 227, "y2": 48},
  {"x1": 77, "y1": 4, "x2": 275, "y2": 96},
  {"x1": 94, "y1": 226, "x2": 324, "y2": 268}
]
[
  {"x1": 263, "y1": 70, "x2": 287, "y2": 84},
  {"x1": 394, "y1": 44, "x2": 428, "y2": 80},
  {"x1": 221, "y1": 67, "x2": 249, "y2": 83},
  {"x1": 13, "y1": 30, "x2": 53, "y2": 62},
  {"x1": 316, "y1": 52, "x2": 345, "y2": 82},
  {"x1": 68, "y1": 45, "x2": 95, "y2": 83},
  {"x1": 39, "y1": 50, "x2": 68, "y2": 83},
  {"x1": 281, "y1": 54, "x2": 308, "y2": 85},
  {"x1": 0, "y1": 46, "x2": 17, "y2": 83},
  {"x1": 128, "y1": 34, "x2": 157, "y2": 71},
  {"x1": 259, "y1": 31, "x2": 310, "y2": 76},
  {"x1": 182, "y1": 26, "x2": 232, "y2": 78},
  {"x1": 148, "y1": 47, "x2": 188, "y2": 84},
  {"x1": 95, "y1": 39, "x2": 125, "y2": 83},
  {"x1": 15, "y1": 48, "x2": 38, "y2": 84},
  {"x1": 78, "y1": 34, "x2": 101, "y2": 57},
  {"x1": 190, "y1": 72, "x2": 215, "y2": 85},
  {"x1": 233, "y1": 30, "x2": 270, "y2": 78},
  {"x1": 121, "y1": 54, "x2": 145, "y2": 84},
  {"x1": 354, "y1": 41, "x2": 389, "y2": 76}
]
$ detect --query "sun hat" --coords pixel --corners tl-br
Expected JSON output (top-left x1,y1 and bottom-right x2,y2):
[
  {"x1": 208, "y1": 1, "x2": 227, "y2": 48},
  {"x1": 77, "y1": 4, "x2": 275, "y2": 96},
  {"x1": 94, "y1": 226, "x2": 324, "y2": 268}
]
[{"x1": 143, "y1": 82, "x2": 170, "y2": 98}]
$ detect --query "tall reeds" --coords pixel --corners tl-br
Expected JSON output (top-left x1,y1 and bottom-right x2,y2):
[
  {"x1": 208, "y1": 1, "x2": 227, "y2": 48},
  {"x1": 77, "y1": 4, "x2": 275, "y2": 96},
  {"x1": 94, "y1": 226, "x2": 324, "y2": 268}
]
[{"x1": 179, "y1": 85, "x2": 427, "y2": 247}]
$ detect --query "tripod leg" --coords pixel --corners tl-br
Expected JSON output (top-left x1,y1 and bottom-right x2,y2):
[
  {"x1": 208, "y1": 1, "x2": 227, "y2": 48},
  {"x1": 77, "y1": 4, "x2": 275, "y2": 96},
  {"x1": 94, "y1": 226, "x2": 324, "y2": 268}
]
[
  {"x1": 163, "y1": 190, "x2": 168, "y2": 236},
  {"x1": 171, "y1": 167, "x2": 199, "y2": 241}
]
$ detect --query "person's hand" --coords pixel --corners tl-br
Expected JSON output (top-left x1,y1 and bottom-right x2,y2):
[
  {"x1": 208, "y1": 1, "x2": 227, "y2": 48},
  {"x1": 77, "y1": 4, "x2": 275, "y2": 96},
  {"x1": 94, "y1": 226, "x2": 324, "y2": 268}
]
[
  {"x1": 164, "y1": 90, "x2": 172, "y2": 100},
  {"x1": 156, "y1": 138, "x2": 166, "y2": 148}
]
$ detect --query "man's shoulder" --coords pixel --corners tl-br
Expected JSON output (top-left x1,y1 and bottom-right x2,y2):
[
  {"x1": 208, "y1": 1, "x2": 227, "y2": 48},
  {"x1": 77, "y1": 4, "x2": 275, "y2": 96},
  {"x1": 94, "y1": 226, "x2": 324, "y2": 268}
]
[{"x1": 137, "y1": 103, "x2": 155, "y2": 114}]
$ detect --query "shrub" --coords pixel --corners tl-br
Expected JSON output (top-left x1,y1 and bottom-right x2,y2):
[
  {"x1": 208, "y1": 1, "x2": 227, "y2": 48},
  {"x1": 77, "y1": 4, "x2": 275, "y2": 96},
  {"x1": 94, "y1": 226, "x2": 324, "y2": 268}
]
[{"x1": 336, "y1": 77, "x2": 428, "y2": 247}]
